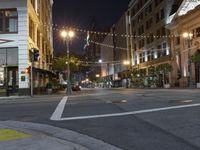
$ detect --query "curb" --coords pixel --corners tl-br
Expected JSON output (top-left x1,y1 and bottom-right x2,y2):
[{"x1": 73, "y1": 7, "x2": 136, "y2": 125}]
[
  {"x1": 0, "y1": 121, "x2": 122, "y2": 150},
  {"x1": 0, "y1": 96, "x2": 30, "y2": 101}
]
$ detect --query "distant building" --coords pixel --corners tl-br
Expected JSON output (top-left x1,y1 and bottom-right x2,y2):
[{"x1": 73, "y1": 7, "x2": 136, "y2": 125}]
[
  {"x1": 167, "y1": 0, "x2": 200, "y2": 87},
  {"x1": 126, "y1": 0, "x2": 182, "y2": 87},
  {"x1": 0, "y1": 0, "x2": 54, "y2": 96},
  {"x1": 100, "y1": 14, "x2": 128, "y2": 87},
  {"x1": 83, "y1": 18, "x2": 105, "y2": 81}
]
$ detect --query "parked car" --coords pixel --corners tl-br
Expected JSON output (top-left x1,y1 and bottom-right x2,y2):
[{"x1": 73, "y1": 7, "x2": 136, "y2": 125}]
[{"x1": 71, "y1": 84, "x2": 81, "y2": 91}]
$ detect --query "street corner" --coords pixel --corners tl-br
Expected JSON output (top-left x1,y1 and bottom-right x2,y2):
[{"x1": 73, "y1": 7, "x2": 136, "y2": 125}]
[{"x1": 0, "y1": 128, "x2": 31, "y2": 142}]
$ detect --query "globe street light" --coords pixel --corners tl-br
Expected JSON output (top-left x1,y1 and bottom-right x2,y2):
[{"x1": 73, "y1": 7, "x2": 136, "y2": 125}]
[
  {"x1": 61, "y1": 30, "x2": 75, "y2": 95},
  {"x1": 183, "y1": 32, "x2": 193, "y2": 88}
]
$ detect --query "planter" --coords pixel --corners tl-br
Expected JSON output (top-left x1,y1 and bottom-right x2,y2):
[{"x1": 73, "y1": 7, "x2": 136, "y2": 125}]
[
  {"x1": 164, "y1": 84, "x2": 170, "y2": 88},
  {"x1": 197, "y1": 83, "x2": 200, "y2": 88},
  {"x1": 47, "y1": 88, "x2": 53, "y2": 94},
  {"x1": 150, "y1": 84, "x2": 157, "y2": 88}
]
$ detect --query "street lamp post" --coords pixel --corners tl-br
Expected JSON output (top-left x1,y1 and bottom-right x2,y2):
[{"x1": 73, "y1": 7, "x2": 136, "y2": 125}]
[
  {"x1": 183, "y1": 32, "x2": 193, "y2": 88},
  {"x1": 123, "y1": 60, "x2": 130, "y2": 88},
  {"x1": 61, "y1": 30, "x2": 74, "y2": 95}
]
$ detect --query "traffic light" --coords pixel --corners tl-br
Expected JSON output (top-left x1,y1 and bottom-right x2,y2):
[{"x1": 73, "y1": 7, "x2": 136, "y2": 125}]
[
  {"x1": 33, "y1": 49, "x2": 40, "y2": 61},
  {"x1": 29, "y1": 48, "x2": 40, "y2": 62}
]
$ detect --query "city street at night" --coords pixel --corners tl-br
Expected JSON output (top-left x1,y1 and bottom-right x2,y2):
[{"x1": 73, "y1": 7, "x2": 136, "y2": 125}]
[
  {"x1": 1, "y1": 88, "x2": 200, "y2": 150},
  {"x1": 1, "y1": 0, "x2": 200, "y2": 149}
]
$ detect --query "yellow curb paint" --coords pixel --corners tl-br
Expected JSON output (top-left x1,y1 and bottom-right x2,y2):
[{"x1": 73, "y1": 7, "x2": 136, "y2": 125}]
[{"x1": 0, "y1": 129, "x2": 31, "y2": 141}]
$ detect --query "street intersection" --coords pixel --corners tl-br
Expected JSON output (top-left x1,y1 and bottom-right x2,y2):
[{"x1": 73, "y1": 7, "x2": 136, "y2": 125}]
[{"x1": 1, "y1": 88, "x2": 200, "y2": 150}]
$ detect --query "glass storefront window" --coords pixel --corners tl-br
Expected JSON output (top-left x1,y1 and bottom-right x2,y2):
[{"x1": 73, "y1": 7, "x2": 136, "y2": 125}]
[{"x1": 0, "y1": 67, "x2": 4, "y2": 87}]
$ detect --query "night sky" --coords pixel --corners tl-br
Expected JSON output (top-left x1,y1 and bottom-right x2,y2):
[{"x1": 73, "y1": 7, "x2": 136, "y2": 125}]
[{"x1": 53, "y1": 0, "x2": 131, "y2": 55}]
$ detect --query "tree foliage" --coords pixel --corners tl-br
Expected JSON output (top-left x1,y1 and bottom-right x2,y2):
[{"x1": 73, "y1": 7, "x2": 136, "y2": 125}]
[
  {"x1": 52, "y1": 55, "x2": 80, "y2": 73},
  {"x1": 192, "y1": 53, "x2": 200, "y2": 63}
]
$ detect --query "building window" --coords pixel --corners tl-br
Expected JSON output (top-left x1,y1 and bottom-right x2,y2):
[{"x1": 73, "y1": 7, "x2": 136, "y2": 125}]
[
  {"x1": 133, "y1": 31, "x2": 136, "y2": 39},
  {"x1": 131, "y1": 8, "x2": 135, "y2": 17},
  {"x1": 161, "y1": 26, "x2": 166, "y2": 36},
  {"x1": 196, "y1": 27, "x2": 200, "y2": 37},
  {"x1": 139, "y1": 53, "x2": 143, "y2": 63},
  {"x1": 139, "y1": 39, "x2": 145, "y2": 48},
  {"x1": 146, "y1": 21, "x2": 149, "y2": 30},
  {"x1": 151, "y1": 49, "x2": 154, "y2": 60},
  {"x1": 30, "y1": 0, "x2": 35, "y2": 7},
  {"x1": 156, "y1": 29, "x2": 160, "y2": 39},
  {"x1": 29, "y1": 17, "x2": 35, "y2": 41},
  {"x1": 132, "y1": 20, "x2": 135, "y2": 28},
  {"x1": 149, "y1": 3, "x2": 152, "y2": 13},
  {"x1": 149, "y1": 18, "x2": 153, "y2": 28},
  {"x1": 134, "y1": 43, "x2": 137, "y2": 51},
  {"x1": 161, "y1": 8, "x2": 165, "y2": 20},
  {"x1": 145, "y1": 7, "x2": 148, "y2": 16},
  {"x1": 0, "y1": 9, "x2": 18, "y2": 33},
  {"x1": 142, "y1": 52, "x2": 146, "y2": 62},
  {"x1": 37, "y1": 30, "x2": 40, "y2": 48},
  {"x1": 155, "y1": 12, "x2": 160, "y2": 23},
  {"x1": 162, "y1": 42, "x2": 168, "y2": 56},
  {"x1": 155, "y1": 0, "x2": 159, "y2": 7},
  {"x1": 147, "y1": 51, "x2": 151, "y2": 61},
  {"x1": 134, "y1": 54, "x2": 137, "y2": 65},
  {"x1": 138, "y1": 12, "x2": 143, "y2": 23},
  {"x1": 150, "y1": 33, "x2": 154, "y2": 43},
  {"x1": 175, "y1": 36, "x2": 180, "y2": 45},
  {"x1": 157, "y1": 45, "x2": 161, "y2": 58}
]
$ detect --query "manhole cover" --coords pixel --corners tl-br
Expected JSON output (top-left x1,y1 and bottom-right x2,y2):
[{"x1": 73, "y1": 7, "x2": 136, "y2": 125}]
[
  {"x1": 106, "y1": 100, "x2": 127, "y2": 104},
  {"x1": 169, "y1": 100, "x2": 193, "y2": 103}
]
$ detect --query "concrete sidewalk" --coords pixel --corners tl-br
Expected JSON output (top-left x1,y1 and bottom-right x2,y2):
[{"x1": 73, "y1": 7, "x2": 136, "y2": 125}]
[{"x1": 0, "y1": 121, "x2": 122, "y2": 150}]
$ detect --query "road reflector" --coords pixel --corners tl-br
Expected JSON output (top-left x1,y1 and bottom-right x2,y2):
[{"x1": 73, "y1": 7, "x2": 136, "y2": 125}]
[{"x1": 0, "y1": 129, "x2": 31, "y2": 141}]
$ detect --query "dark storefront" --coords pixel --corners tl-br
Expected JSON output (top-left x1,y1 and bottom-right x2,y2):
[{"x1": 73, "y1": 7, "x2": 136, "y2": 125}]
[{"x1": 0, "y1": 47, "x2": 18, "y2": 96}]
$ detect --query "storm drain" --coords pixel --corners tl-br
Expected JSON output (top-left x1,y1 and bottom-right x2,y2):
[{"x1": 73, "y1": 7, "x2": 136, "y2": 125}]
[{"x1": 169, "y1": 100, "x2": 193, "y2": 103}]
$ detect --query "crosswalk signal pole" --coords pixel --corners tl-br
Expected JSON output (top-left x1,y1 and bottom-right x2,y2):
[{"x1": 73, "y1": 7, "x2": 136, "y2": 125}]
[{"x1": 30, "y1": 49, "x2": 33, "y2": 97}]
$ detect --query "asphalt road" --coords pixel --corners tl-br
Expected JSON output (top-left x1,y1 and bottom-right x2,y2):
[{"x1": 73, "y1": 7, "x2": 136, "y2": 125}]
[{"x1": 1, "y1": 88, "x2": 200, "y2": 150}]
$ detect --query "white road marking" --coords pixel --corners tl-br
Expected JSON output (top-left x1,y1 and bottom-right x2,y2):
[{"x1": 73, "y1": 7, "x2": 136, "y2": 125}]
[
  {"x1": 50, "y1": 97, "x2": 200, "y2": 121},
  {"x1": 50, "y1": 96, "x2": 68, "y2": 121}
]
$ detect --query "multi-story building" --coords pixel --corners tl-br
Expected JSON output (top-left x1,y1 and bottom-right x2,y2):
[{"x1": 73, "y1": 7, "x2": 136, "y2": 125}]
[
  {"x1": 0, "y1": 0, "x2": 53, "y2": 96},
  {"x1": 126, "y1": 0, "x2": 181, "y2": 87},
  {"x1": 100, "y1": 14, "x2": 128, "y2": 87},
  {"x1": 167, "y1": 0, "x2": 200, "y2": 87}
]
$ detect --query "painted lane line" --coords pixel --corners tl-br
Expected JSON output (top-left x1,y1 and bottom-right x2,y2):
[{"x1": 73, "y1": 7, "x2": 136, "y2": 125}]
[
  {"x1": 57, "y1": 103, "x2": 200, "y2": 121},
  {"x1": 50, "y1": 96, "x2": 68, "y2": 121}
]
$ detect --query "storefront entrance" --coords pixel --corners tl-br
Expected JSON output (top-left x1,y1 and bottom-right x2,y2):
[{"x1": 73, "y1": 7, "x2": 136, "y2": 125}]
[
  {"x1": 0, "y1": 47, "x2": 18, "y2": 97},
  {"x1": 0, "y1": 66, "x2": 18, "y2": 96}
]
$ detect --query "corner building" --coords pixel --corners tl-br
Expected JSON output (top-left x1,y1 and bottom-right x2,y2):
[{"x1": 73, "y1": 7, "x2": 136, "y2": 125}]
[
  {"x1": 167, "y1": 1, "x2": 200, "y2": 87},
  {"x1": 126, "y1": 0, "x2": 182, "y2": 87},
  {"x1": 0, "y1": 0, "x2": 54, "y2": 96}
]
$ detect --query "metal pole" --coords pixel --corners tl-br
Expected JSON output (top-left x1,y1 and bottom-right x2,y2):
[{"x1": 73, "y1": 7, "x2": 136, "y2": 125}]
[
  {"x1": 30, "y1": 60, "x2": 33, "y2": 97},
  {"x1": 29, "y1": 49, "x2": 33, "y2": 97},
  {"x1": 188, "y1": 39, "x2": 193, "y2": 87},
  {"x1": 5, "y1": 49, "x2": 9, "y2": 96},
  {"x1": 66, "y1": 39, "x2": 72, "y2": 95}
]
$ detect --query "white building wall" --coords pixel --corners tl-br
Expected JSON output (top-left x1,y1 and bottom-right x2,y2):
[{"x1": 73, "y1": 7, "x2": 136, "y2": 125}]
[{"x1": 0, "y1": 0, "x2": 29, "y2": 89}]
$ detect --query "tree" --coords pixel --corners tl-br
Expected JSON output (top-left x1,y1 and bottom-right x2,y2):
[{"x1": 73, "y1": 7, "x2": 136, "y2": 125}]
[
  {"x1": 52, "y1": 55, "x2": 80, "y2": 73},
  {"x1": 156, "y1": 63, "x2": 172, "y2": 85}
]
